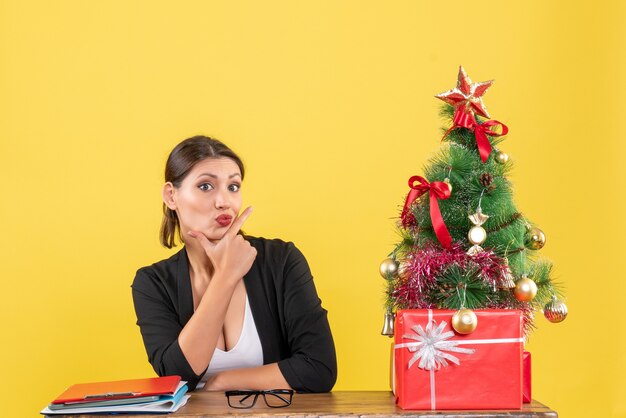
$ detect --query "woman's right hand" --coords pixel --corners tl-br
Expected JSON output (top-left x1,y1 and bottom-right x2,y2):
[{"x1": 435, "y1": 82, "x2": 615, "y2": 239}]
[{"x1": 187, "y1": 206, "x2": 257, "y2": 285}]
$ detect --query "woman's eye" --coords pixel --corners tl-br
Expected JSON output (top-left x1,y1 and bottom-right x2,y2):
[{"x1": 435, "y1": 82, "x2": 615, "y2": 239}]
[
  {"x1": 199, "y1": 183, "x2": 213, "y2": 191},
  {"x1": 228, "y1": 184, "x2": 240, "y2": 192}
]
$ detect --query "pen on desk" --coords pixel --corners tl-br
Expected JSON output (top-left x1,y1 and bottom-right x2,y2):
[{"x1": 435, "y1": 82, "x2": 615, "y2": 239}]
[{"x1": 84, "y1": 392, "x2": 141, "y2": 399}]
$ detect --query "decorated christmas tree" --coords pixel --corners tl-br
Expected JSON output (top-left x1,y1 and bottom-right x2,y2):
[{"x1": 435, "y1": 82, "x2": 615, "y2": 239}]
[{"x1": 380, "y1": 66, "x2": 568, "y2": 338}]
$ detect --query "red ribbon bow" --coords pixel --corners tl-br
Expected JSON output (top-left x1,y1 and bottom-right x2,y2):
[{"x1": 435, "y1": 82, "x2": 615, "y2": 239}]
[
  {"x1": 446, "y1": 108, "x2": 509, "y2": 163},
  {"x1": 401, "y1": 176, "x2": 452, "y2": 249}
]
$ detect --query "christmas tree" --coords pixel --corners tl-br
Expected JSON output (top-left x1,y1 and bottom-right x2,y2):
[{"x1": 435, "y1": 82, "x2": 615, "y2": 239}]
[{"x1": 380, "y1": 66, "x2": 568, "y2": 337}]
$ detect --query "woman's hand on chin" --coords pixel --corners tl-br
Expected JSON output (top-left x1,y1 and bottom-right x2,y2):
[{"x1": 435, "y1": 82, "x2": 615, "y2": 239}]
[{"x1": 187, "y1": 207, "x2": 257, "y2": 286}]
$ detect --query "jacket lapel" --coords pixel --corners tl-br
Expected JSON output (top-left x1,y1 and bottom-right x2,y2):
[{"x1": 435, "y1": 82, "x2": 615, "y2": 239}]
[{"x1": 177, "y1": 247, "x2": 194, "y2": 325}]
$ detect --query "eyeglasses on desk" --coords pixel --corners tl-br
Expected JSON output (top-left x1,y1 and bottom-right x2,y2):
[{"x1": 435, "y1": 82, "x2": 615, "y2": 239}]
[{"x1": 225, "y1": 389, "x2": 294, "y2": 408}]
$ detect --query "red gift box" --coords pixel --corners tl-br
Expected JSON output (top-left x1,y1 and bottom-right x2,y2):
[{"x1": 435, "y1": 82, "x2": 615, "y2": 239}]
[
  {"x1": 523, "y1": 351, "x2": 532, "y2": 403},
  {"x1": 394, "y1": 309, "x2": 523, "y2": 410}
]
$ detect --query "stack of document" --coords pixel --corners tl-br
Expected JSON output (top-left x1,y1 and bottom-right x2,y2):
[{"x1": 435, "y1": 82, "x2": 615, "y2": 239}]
[{"x1": 41, "y1": 375, "x2": 189, "y2": 415}]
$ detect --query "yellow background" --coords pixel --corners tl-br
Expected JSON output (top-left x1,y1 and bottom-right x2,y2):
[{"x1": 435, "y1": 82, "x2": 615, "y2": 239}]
[{"x1": 1, "y1": 1, "x2": 624, "y2": 416}]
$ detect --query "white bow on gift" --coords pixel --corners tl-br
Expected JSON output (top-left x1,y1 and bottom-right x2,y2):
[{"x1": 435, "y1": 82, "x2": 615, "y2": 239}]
[{"x1": 401, "y1": 320, "x2": 475, "y2": 371}]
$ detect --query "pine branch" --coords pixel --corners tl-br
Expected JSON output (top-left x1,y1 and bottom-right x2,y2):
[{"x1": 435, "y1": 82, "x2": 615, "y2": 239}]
[{"x1": 428, "y1": 265, "x2": 492, "y2": 309}]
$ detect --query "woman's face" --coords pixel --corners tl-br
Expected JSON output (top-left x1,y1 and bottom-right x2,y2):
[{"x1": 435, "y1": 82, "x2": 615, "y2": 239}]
[{"x1": 164, "y1": 157, "x2": 242, "y2": 241}]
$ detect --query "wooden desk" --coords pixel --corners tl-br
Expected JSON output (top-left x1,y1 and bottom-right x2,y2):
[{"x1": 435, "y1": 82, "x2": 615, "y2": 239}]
[{"x1": 55, "y1": 391, "x2": 558, "y2": 418}]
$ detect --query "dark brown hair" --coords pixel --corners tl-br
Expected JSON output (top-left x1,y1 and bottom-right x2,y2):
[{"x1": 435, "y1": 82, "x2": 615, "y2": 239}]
[{"x1": 160, "y1": 135, "x2": 245, "y2": 248}]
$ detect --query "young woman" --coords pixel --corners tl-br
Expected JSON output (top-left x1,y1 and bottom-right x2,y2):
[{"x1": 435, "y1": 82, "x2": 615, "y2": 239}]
[{"x1": 131, "y1": 136, "x2": 337, "y2": 392}]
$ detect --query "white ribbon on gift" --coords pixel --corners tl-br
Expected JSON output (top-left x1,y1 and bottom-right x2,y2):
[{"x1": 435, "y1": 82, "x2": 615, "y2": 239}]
[
  {"x1": 394, "y1": 309, "x2": 525, "y2": 410},
  {"x1": 396, "y1": 319, "x2": 475, "y2": 370}
]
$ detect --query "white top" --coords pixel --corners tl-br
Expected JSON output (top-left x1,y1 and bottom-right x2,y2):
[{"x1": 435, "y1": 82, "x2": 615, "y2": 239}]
[{"x1": 196, "y1": 295, "x2": 264, "y2": 389}]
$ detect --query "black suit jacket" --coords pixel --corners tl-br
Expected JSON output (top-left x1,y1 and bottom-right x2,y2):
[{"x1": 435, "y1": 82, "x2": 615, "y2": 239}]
[{"x1": 131, "y1": 236, "x2": 337, "y2": 392}]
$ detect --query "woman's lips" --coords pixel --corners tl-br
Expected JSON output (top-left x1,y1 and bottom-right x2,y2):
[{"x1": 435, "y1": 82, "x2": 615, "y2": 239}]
[{"x1": 216, "y1": 215, "x2": 233, "y2": 227}]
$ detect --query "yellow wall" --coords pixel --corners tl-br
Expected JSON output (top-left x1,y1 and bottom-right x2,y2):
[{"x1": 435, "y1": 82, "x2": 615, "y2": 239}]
[{"x1": 1, "y1": 1, "x2": 624, "y2": 416}]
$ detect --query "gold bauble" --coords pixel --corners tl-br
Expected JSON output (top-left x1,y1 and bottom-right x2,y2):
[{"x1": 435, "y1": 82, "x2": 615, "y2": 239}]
[
  {"x1": 379, "y1": 258, "x2": 399, "y2": 279},
  {"x1": 444, "y1": 177, "x2": 453, "y2": 194},
  {"x1": 495, "y1": 149, "x2": 509, "y2": 164},
  {"x1": 525, "y1": 227, "x2": 546, "y2": 250},
  {"x1": 513, "y1": 277, "x2": 538, "y2": 301},
  {"x1": 397, "y1": 261, "x2": 410, "y2": 280},
  {"x1": 543, "y1": 296, "x2": 568, "y2": 323},
  {"x1": 451, "y1": 309, "x2": 478, "y2": 334}
]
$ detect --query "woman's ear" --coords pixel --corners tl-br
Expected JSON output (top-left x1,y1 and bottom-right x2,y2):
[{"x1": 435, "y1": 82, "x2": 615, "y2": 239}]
[{"x1": 162, "y1": 182, "x2": 177, "y2": 210}]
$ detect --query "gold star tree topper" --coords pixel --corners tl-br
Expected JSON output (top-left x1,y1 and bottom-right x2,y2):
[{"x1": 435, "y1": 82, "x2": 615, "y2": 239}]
[{"x1": 436, "y1": 66, "x2": 494, "y2": 119}]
